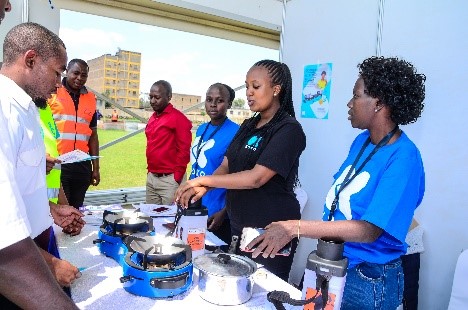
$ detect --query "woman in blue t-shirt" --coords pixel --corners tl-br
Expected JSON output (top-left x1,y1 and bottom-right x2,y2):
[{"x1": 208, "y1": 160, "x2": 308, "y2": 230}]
[
  {"x1": 189, "y1": 83, "x2": 239, "y2": 244},
  {"x1": 246, "y1": 56, "x2": 426, "y2": 309}
]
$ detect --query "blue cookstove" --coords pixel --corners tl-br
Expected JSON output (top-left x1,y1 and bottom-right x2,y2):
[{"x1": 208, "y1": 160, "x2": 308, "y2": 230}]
[
  {"x1": 93, "y1": 210, "x2": 154, "y2": 265},
  {"x1": 120, "y1": 235, "x2": 193, "y2": 298}
]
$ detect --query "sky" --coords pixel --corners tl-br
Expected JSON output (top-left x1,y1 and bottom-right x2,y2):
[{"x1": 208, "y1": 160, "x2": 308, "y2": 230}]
[{"x1": 59, "y1": 10, "x2": 279, "y2": 101}]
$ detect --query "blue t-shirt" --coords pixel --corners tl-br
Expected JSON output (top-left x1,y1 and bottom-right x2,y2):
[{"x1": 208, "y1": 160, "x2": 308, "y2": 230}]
[
  {"x1": 189, "y1": 118, "x2": 239, "y2": 216},
  {"x1": 323, "y1": 130, "x2": 425, "y2": 268}
]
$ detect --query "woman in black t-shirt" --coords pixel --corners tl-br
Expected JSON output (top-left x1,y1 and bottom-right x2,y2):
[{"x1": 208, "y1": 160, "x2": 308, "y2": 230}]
[{"x1": 176, "y1": 60, "x2": 306, "y2": 281}]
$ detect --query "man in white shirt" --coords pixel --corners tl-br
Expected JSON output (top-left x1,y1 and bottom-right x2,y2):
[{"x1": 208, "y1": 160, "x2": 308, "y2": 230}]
[{"x1": 0, "y1": 22, "x2": 78, "y2": 309}]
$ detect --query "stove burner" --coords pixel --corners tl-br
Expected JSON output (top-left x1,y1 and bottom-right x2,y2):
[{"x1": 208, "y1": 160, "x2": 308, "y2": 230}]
[
  {"x1": 101, "y1": 209, "x2": 153, "y2": 236},
  {"x1": 124, "y1": 235, "x2": 191, "y2": 271},
  {"x1": 94, "y1": 210, "x2": 154, "y2": 264}
]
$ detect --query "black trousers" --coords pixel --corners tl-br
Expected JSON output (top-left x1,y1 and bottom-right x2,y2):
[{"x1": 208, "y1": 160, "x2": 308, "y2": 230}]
[
  {"x1": 61, "y1": 161, "x2": 92, "y2": 209},
  {"x1": 402, "y1": 253, "x2": 421, "y2": 310}
]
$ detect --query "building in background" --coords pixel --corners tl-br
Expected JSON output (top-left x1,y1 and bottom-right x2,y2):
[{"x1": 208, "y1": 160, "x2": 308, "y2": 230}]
[{"x1": 87, "y1": 49, "x2": 141, "y2": 108}]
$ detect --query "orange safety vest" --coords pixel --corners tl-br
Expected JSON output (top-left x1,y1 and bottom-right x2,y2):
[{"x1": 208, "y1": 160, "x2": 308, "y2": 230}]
[{"x1": 48, "y1": 86, "x2": 96, "y2": 154}]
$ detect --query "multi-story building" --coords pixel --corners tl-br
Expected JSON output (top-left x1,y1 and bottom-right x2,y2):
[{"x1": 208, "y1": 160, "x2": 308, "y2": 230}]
[{"x1": 87, "y1": 49, "x2": 141, "y2": 108}]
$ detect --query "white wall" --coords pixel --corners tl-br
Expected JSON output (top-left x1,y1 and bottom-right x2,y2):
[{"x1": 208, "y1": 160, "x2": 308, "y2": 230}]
[
  {"x1": 284, "y1": 1, "x2": 468, "y2": 309},
  {"x1": 0, "y1": 0, "x2": 60, "y2": 61}
]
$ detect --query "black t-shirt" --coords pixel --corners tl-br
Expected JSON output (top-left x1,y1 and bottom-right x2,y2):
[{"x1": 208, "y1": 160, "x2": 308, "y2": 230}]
[{"x1": 225, "y1": 112, "x2": 306, "y2": 231}]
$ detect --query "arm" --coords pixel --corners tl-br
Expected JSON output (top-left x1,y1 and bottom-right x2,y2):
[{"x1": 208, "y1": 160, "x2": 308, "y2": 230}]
[
  {"x1": 173, "y1": 116, "x2": 192, "y2": 183},
  {"x1": 0, "y1": 238, "x2": 78, "y2": 309},
  {"x1": 248, "y1": 219, "x2": 382, "y2": 258},
  {"x1": 176, "y1": 163, "x2": 276, "y2": 207},
  {"x1": 58, "y1": 184, "x2": 69, "y2": 205},
  {"x1": 39, "y1": 247, "x2": 81, "y2": 287},
  {"x1": 88, "y1": 128, "x2": 100, "y2": 186}
]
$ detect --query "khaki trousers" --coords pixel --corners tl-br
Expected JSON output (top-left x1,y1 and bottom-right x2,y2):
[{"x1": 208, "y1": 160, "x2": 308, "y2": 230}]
[{"x1": 146, "y1": 172, "x2": 179, "y2": 205}]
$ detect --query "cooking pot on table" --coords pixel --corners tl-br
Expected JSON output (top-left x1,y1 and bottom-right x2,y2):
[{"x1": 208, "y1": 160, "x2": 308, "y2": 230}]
[{"x1": 193, "y1": 253, "x2": 257, "y2": 305}]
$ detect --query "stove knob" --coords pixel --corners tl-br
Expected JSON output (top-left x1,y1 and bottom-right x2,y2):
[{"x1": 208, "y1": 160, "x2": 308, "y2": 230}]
[{"x1": 120, "y1": 275, "x2": 132, "y2": 283}]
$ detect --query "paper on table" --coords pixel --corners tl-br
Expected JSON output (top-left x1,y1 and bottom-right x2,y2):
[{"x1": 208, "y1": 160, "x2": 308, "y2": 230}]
[
  {"x1": 57, "y1": 149, "x2": 101, "y2": 164},
  {"x1": 137, "y1": 203, "x2": 178, "y2": 217}
]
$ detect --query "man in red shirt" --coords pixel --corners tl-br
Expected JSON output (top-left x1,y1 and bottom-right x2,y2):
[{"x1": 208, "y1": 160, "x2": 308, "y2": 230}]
[{"x1": 145, "y1": 80, "x2": 192, "y2": 205}]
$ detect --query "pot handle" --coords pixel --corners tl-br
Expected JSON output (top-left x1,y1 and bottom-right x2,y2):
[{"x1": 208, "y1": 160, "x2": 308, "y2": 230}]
[{"x1": 217, "y1": 253, "x2": 231, "y2": 264}]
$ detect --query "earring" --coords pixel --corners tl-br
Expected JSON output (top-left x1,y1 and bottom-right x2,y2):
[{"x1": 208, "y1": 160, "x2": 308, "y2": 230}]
[
  {"x1": 273, "y1": 93, "x2": 277, "y2": 97},
  {"x1": 374, "y1": 108, "x2": 378, "y2": 112}
]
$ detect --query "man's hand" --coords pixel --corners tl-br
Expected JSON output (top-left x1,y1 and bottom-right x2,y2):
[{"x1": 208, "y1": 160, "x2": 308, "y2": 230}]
[
  {"x1": 50, "y1": 203, "x2": 85, "y2": 235},
  {"x1": 51, "y1": 257, "x2": 81, "y2": 287},
  {"x1": 45, "y1": 154, "x2": 61, "y2": 174},
  {"x1": 91, "y1": 169, "x2": 100, "y2": 186}
]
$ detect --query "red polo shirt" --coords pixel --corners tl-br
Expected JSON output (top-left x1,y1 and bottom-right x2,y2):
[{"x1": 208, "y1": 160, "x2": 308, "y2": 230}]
[{"x1": 145, "y1": 103, "x2": 192, "y2": 183}]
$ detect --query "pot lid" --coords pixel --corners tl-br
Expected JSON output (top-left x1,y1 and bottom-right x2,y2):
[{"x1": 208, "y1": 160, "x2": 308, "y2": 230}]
[{"x1": 194, "y1": 253, "x2": 257, "y2": 277}]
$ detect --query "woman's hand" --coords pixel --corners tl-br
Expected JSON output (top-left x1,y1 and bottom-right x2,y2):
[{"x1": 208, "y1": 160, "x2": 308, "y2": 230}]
[
  {"x1": 175, "y1": 178, "x2": 209, "y2": 208},
  {"x1": 247, "y1": 220, "x2": 297, "y2": 258},
  {"x1": 208, "y1": 208, "x2": 226, "y2": 231}
]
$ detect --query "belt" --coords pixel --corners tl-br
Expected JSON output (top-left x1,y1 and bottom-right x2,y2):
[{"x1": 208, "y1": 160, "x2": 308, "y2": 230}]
[{"x1": 154, "y1": 172, "x2": 172, "y2": 177}]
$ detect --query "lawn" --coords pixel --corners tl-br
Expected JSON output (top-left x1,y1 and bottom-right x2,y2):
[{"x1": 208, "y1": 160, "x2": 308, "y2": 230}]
[
  {"x1": 91, "y1": 129, "x2": 147, "y2": 190},
  {"x1": 91, "y1": 129, "x2": 194, "y2": 191}
]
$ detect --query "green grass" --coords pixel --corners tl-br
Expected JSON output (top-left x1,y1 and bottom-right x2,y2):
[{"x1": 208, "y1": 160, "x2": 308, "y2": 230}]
[
  {"x1": 91, "y1": 129, "x2": 195, "y2": 191},
  {"x1": 91, "y1": 129, "x2": 147, "y2": 190}
]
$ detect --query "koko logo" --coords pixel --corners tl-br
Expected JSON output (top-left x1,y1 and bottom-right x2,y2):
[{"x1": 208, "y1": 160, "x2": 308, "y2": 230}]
[{"x1": 245, "y1": 135, "x2": 262, "y2": 151}]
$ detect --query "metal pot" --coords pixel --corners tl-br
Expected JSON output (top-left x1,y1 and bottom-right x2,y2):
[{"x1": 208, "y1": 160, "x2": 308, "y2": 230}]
[{"x1": 193, "y1": 253, "x2": 257, "y2": 305}]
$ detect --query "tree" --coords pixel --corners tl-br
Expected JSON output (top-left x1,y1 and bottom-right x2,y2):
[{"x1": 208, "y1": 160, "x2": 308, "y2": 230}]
[{"x1": 232, "y1": 98, "x2": 245, "y2": 109}]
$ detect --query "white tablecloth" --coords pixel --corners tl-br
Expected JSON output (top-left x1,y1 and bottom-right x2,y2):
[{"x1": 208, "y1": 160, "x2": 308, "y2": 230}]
[{"x1": 57, "y1": 214, "x2": 302, "y2": 309}]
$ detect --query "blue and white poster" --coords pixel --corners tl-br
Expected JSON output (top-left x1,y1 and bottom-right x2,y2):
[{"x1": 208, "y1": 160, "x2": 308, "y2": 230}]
[{"x1": 301, "y1": 63, "x2": 332, "y2": 119}]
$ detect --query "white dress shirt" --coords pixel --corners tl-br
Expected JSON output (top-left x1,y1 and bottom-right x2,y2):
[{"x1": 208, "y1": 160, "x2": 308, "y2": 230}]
[{"x1": 0, "y1": 74, "x2": 52, "y2": 249}]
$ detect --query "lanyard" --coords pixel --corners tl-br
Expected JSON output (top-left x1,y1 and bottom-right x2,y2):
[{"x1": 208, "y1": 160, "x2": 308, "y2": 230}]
[
  {"x1": 328, "y1": 126, "x2": 399, "y2": 221},
  {"x1": 193, "y1": 117, "x2": 227, "y2": 167}
]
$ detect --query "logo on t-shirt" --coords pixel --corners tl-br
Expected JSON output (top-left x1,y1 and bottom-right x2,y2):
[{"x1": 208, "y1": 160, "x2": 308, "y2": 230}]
[
  {"x1": 324, "y1": 165, "x2": 369, "y2": 220},
  {"x1": 245, "y1": 135, "x2": 262, "y2": 151}
]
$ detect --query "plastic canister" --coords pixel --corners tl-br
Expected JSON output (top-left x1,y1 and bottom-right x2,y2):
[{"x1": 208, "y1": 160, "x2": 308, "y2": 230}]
[
  {"x1": 173, "y1": 207, "x2": 208, "y2": 258},
  {"x1": 301, "y1": 239, "x2": 348, "y2": 310}
]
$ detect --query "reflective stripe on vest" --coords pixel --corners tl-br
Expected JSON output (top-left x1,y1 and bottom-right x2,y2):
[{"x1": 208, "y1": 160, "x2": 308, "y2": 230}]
[
  {"x1": 48, "y1": 86, "x2": 96, "y2": 154},
  {"x1": 58, "y1": 133, "x2": 89, "y2": 142},
  {"x1": 54, "y1": 114, "x2": 89, "y2": 124}
]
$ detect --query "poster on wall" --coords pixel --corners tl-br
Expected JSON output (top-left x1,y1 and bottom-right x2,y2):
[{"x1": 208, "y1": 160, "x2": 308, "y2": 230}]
[{"x1": 301, "y1": 63, "x2": 332, "y2": 119}]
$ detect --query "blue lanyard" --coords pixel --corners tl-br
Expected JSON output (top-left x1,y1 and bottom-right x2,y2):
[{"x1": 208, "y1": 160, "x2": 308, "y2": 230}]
[
  {"x1": 193, "y1": 117, "x2": 227, "y2": 168},
  {"x1": 328, "y1": 126, "x2": 399, "y2": 221}
]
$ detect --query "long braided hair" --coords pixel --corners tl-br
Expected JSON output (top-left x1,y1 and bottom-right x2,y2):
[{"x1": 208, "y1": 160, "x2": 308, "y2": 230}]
[{"x1": 228, "y1": 60, "x2": 299, "y2": 186}]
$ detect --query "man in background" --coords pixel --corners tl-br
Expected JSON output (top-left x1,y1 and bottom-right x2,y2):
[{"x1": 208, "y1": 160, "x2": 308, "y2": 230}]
[
  {"x1": 49, "y1": 59, "x2": 100, "y2": 209},
  {"x1": 0, "y1": 22, "x2": 78, "y2": 309},
  {"x1": 111, "y1": 109, "x2": 118, "y2": 122},
  {"x1": 145, "y1": 80, "x2": 192, "y2": 205}
]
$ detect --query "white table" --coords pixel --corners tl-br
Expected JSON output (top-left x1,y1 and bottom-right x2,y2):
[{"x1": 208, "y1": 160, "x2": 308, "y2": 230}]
[{"x1": 57, "y1": 213, "x2": 302, "y2": 309}]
